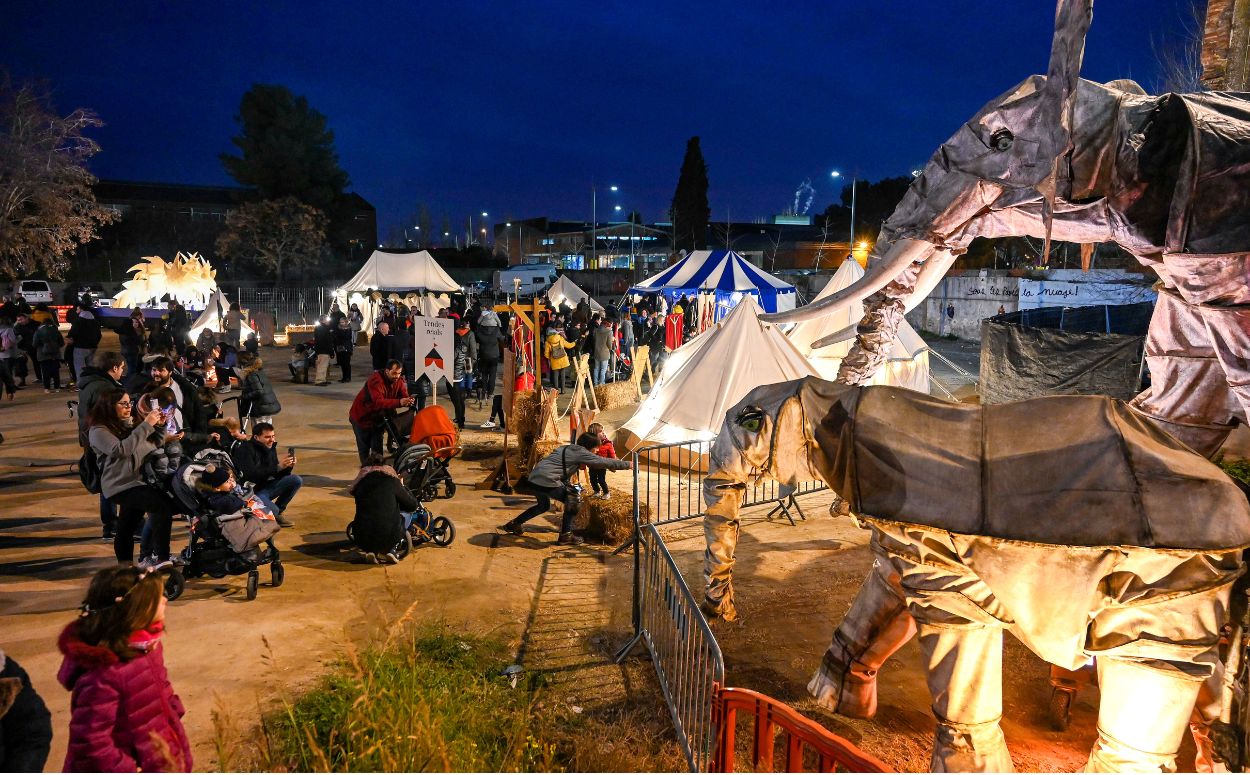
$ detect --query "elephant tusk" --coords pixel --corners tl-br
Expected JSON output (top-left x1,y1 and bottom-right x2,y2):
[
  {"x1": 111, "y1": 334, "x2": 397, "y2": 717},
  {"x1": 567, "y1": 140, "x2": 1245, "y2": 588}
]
[
  {"x1": 760, "y1": 239, "x2": 935, "y2": 324},
  {"x1": 811, "y1": 323, "x2": 859, "y2": 350}
]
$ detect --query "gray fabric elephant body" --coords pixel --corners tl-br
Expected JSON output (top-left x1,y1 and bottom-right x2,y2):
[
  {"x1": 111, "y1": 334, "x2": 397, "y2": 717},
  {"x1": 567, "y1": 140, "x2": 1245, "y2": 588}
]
[{"x1": 702, "y1": 378, "x2": 1250, "y2": 771}]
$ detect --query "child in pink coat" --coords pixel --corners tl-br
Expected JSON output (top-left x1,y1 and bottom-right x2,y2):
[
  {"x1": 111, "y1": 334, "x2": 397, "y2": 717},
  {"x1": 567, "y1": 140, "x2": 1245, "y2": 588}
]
[{"x1": 57, "y1": 566, "x2": 192, "y2": 772}]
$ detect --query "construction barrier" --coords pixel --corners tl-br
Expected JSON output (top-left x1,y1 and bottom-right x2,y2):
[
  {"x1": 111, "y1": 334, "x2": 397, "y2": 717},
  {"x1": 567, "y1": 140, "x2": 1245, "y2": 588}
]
[
  {"x1": 617, "y1": 523, "x2": 724, "y2": 771},
  {"x1": 712, "y1": 687, "x2": 889, "y2": 772}
]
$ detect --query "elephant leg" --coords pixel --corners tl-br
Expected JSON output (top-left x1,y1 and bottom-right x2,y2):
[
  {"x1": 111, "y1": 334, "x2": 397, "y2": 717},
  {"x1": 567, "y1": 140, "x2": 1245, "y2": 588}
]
[
  {"x1": 918, "y1": 621, "x2": 1013, "y2": 773},
  {"x1": 1188, "y1": 664, "x2": 1222, "y2": 774},
  {"x1": 1084, "y1": 658, "x2": 1203, "y2": 773},
  {"x1": 809, "y1": 561, "x2": 917, "y2": 718}
]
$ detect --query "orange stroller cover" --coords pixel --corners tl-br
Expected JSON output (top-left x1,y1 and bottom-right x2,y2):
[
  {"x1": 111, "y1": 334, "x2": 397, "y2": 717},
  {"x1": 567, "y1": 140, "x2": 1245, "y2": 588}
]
[{"x1": 409, "y1": 405, "x2": 459, "y2": 458}]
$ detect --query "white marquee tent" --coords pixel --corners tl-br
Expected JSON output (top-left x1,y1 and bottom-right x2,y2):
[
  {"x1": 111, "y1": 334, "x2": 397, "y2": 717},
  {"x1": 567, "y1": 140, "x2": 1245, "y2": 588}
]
[
  {"x1": 615, "y1": 295, "x2": 817, "y2": 453},
  {"x1": 787, "y1": 259, "x2": 930, "y2": 393},
  {"x1": 547, "y1": 275, "x2": 604, "y2": 312},
  {"x1": 336, "y1": 250, "x2": 460, "y2": 331}
]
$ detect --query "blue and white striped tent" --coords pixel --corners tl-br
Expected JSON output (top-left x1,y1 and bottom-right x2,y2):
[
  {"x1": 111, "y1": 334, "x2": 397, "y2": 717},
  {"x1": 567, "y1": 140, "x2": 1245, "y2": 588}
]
[{"x1": 628, "y1": 250, "x2": 797, "y2": 319}]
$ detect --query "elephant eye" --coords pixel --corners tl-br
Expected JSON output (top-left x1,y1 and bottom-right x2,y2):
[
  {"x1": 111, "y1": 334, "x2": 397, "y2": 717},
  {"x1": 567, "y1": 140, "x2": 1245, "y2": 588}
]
[
  {"x1": 991, "y1": 128, "x2": 1014, "y2": 152},
  {"x1": 736, "y1": 407, "x2": 764, "y2": 433}
]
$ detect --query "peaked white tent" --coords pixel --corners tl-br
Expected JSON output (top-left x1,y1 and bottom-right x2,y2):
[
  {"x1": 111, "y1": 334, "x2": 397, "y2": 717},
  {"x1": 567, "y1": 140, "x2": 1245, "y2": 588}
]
[
  {"x1": 547, "y1": 275, "x2": 604, "y2": 312},
  {"x1": 189, "y1": 289, "x2": 255, "y2": 346},
  {"x1": 616, "y1": 295, "x2": 817, "y2": 453},
  {"x1": 787, "y1": 259, "x2": 930, "y2": 393},
  {"x1": 336, "y1": 250, "x2": 460, "y2": 333},
  {"x1": 338, "y1": 250, "x2": 460, "y2": 294}
]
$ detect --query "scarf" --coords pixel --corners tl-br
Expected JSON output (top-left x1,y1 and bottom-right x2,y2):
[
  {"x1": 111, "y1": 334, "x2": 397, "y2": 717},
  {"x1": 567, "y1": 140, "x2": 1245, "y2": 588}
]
[{"x1": 127, "y1": 621, "x2": 165, "y2": 653}]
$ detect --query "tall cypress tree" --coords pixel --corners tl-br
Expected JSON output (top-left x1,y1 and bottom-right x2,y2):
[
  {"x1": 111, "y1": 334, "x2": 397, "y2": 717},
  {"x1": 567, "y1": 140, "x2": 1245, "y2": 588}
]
[{"x1": 670, "y1": 136, "x2": 709, "y2": 252}]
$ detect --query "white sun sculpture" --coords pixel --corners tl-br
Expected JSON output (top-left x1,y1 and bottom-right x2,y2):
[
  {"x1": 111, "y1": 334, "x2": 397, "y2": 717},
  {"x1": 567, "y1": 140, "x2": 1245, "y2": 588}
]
[{"x1": 112, "y1": 252, "x2": 218, "y2": 310}]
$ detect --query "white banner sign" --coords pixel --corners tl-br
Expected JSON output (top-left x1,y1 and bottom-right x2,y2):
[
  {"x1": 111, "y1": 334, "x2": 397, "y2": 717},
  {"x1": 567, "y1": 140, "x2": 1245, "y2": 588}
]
[{"x1": 413, "y1": 317, "x2": 454, "y2": 385}]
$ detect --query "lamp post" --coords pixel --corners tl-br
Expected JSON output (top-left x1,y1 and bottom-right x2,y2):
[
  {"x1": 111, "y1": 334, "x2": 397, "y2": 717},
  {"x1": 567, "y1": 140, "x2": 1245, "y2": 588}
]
[
  {"x1": 831, "y1": 170, "x2": 857, "y2": 261},
  {"x1": 480, "y1": 212, "x2": 489, "y2": 247},
  {"x1": 591, "y1": 184, "x2": 618, "y2": 270}
]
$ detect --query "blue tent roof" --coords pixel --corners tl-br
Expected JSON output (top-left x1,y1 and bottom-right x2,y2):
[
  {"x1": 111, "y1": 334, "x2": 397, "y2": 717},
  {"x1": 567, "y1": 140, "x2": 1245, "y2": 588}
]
[{"x1": 628, "y1": 250, "x2": 796, "y2": 314}]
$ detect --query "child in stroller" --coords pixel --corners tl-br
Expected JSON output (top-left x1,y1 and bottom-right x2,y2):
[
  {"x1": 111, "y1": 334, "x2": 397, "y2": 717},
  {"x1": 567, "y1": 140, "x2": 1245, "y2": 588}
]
[
  {"x1": 391, "y1": 405, "x2": 462, "y2": 501},
  {"x1": 161, "y1": 450, "x2": 285, "y2": 601},
  {"x1": 346, "y1": 453, "x2": 455, "y2": 563}
]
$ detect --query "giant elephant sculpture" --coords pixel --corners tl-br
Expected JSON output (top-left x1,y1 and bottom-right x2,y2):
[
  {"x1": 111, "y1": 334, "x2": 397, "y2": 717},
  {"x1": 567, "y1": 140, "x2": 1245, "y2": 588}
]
[
  {"x1": 761, "y1": 0, "x2": 1250, "y2": 460},
  {"x1": 702, "y1": 377, "x2": 1250, "y2": 771}
]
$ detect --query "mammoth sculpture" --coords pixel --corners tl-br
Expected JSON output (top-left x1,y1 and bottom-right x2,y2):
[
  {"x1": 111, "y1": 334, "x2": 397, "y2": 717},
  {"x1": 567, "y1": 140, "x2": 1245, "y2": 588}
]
[
  {"x1": 702, "y1": 378, "x2": 1250, "y2": 771},
  {"x1": 761, "y1": 0, "x2": 1250, "y2": 461}
]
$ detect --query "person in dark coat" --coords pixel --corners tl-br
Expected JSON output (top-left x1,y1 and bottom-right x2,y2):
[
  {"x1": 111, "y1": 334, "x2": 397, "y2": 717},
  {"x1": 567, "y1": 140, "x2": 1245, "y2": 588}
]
[
  {"x1": 166, "y1": 302, "x2": 190, "y2": 353},
  {"x1": 145, "y1": 319, "x2": 175, "y2": 357},
  {"x1": 117, "y1": 309, "x2": 147, "y2": 377},
  {"x1": 66, "y1": 303, "x2": 103, "y2": 385},
  {"x1": 370, "y1": 321, "x2": 393, "y2": 372},
  {"x1": 348, "y1": 453, "x2": 420, "y2": 562},
  {"x1": 311, "y1": 318, "x2": 335, "y2": 386},
  {"x1": 0, "y1": 649, "x2": 53, "y2": 772},
  {"x1": 332, "y1": 317, "x2": 354, "y2": 382},
  {"x1": 235, "y1": 351, "x2": 281, "y2": 423},
  {"x1": 231, "y1": 422, "x2": 299, "y2": 527},
  {"x1": 390, "y1": 323, "x2": 413, "y2": 380}
]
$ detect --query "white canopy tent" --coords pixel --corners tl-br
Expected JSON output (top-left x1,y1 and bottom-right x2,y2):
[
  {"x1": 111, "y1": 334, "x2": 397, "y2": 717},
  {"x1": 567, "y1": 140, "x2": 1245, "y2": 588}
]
[
  {"x1": 616, "y1": 295, "x2": 817, "y2": 453},
  {"x1": 787, "y1": 259, "x2": 930, "y2": 393},
  {"x1": 547, "y1": 275, "x2": 604, "y2": 312},
  {"x1": 189, "y1": 289, "x2": 255, "y2": 346},
  {"x1": 335, "y1": 250, "x2": 461, "y2": 333}
]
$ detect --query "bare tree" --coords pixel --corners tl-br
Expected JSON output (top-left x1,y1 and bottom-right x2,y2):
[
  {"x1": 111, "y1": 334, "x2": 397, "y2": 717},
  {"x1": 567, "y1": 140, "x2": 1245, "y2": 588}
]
[
  {"x1": 764, "y1": 228, "x2": 784, "y2": 272},
  {"x1": 0, "y1": 74, "x2": 118, "y2": 279},
  {"x1": 216, "y1": 197, "x2": 327, "y2": 281},
  {"x1": 1154, "y1": 0, "x2": 1206, "y2": 93}
]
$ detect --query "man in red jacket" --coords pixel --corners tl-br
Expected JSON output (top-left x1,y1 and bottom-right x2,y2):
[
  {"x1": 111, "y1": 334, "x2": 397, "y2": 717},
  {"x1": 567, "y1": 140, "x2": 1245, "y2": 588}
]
[{"x1": 349, "y1": 359, "x2": 415, "y2": 464}]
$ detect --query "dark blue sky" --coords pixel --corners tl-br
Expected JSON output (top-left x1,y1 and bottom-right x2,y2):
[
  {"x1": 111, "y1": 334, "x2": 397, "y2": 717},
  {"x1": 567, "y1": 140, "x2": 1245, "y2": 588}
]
[{"x1": 5, "y1": 1, "x2": 1192, "y2": 239}]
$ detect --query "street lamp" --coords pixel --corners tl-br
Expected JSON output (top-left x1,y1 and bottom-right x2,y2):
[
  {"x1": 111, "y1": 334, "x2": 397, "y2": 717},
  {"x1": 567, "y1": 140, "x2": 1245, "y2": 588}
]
[
  {"x1": 831, "y1": 170, "x2": 857, "y2": 261},
  {"x1": 592, "y1": 183, "x2": 619, "y2": 269}
]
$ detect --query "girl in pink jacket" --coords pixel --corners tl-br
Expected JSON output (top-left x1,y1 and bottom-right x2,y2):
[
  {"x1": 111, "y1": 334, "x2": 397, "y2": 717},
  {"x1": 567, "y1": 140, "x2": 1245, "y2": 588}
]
[{"x1": 57, "y1": 566, "x2": 192, "y2": 772}]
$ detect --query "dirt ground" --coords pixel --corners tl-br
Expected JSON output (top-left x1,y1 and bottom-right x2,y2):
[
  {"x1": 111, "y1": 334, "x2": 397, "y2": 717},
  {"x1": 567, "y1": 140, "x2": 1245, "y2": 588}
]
[{"x1": 0, "y1": 340, "x2": 1196, "y2": 772}]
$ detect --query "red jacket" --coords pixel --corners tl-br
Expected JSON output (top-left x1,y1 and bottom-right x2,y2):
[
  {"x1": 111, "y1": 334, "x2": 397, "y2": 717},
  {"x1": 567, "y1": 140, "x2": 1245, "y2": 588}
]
[
  {"x1": 57, "y1": 623, "x2": 192, "y2": 773},
  {"x1": 349, "y1": 371, "x2": 410, "y2": 429}
]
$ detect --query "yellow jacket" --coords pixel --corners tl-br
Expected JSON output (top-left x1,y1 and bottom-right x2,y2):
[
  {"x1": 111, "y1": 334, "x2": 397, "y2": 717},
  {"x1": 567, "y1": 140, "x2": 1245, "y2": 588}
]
[{"x1": 544, "y1": 332, "x2": 576, "y2": 370}]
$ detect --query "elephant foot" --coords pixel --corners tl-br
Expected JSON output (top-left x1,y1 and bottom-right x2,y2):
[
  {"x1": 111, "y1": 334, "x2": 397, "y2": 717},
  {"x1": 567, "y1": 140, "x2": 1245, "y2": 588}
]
[{"x1": 808, "y1": 665, "x2": 878, "y2": 718}]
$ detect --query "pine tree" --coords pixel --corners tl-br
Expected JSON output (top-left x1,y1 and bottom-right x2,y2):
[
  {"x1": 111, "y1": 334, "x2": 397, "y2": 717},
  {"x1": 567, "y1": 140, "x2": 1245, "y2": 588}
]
[
  {"x1": 220, "y1": 84, "x2": 349, "y2": 213},
  {"x1": 670, "y1": 136, "x2": 709, "y2": 252}
]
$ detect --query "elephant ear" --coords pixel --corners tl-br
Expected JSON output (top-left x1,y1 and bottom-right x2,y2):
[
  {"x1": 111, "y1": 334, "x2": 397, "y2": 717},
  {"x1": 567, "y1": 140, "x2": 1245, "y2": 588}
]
[{"x1": 1039, "y1": 0, "x2": 1094, "y2": 261}]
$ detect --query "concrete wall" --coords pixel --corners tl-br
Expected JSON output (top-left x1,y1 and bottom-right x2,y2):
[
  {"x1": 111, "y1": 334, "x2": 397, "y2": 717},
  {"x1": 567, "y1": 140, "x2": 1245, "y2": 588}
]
[{"x1": 906, "y1": 270, "x2": 1156, "y2": 342}]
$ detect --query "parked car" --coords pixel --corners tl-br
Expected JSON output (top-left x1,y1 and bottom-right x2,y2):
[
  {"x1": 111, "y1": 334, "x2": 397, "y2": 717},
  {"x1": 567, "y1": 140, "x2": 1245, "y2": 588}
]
[{"x1": 13, "y1": 279, "x2": 52, "y2": 304}]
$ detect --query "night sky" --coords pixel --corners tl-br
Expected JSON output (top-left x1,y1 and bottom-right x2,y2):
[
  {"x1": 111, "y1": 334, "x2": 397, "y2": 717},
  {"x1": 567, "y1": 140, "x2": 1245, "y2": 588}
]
[{"x1": 5, "y1": 1, "x2": 1190, "y2": 239}]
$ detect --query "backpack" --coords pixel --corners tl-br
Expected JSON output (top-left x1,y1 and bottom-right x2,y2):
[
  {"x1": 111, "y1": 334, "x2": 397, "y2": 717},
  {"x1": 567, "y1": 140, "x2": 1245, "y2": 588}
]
[{"x1": 79, "y1": 448, "x2": 102, "y2": 494}]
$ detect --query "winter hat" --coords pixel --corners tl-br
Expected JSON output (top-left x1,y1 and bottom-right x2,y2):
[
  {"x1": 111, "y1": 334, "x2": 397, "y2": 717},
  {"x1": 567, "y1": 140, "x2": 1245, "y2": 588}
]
[{"x1": 201, "y1": 464, "x2": 231, "y2": 487}]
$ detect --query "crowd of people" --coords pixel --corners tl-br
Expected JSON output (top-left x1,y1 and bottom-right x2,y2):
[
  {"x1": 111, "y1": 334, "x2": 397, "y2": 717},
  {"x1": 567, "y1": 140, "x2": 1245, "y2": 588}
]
[{"x1": 0, "y1": 285, "x2": 711, "y2": 771}]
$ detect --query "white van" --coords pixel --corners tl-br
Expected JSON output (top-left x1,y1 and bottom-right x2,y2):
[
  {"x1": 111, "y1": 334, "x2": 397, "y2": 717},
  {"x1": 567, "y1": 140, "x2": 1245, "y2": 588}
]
[
  {"x1": 14, "y1": 279, "x2": 52, "y2": 304},
  {"x1": 493, "y1": 264, "x2": 557, "y2": 296}
]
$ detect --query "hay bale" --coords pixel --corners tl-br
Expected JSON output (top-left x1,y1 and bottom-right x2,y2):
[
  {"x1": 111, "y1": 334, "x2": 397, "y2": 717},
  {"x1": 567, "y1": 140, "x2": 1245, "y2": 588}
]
[
  {"x1": 580, "y1": 486, "x2": 651, "y2": 544},
  {"x1": 593, "y1": 380, "x2": 639, "y2": 411},
  {"x1": 511, "y1": 389, "x2": 540, "y2": 451},
  {"x1": 460, "y1": 440, "x2": 503, "y2": 462}
]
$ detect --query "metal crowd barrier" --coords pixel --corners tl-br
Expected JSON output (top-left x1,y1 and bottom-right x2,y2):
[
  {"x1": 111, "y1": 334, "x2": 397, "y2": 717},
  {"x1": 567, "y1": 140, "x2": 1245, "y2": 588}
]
[
  {"x1": 617, "y1": 523, "x2": 725, "y2": 772},
  {"x1": 617, "y1": 439, "x2": 832, "y2": 771}
]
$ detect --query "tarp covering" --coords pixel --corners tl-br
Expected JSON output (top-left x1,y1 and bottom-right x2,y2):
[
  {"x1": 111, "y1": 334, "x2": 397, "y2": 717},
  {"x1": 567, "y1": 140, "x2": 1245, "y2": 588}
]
[
  {"x1": 547, "y1": 275, "x2": 604, "y2": 312},
  {"x1": 629, "y1": 250, "x2": 796, "y2": 317},
  {"x1": 980, "y1": 302, "x2": 1151, "y2": 404},
  {"x1": 615, "y1": 295, "x2": 815, "y2": 451},
  {"x1": 338, "y1": 250, "x2": 460, "y2": 294},
  {"x1": 788, "y1": 259, "x2": 930, "y2": 392}
]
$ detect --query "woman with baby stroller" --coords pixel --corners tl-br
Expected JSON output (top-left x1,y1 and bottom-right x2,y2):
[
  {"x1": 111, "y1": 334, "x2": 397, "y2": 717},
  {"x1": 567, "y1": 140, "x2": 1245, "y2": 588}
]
[{"x1": 348, "y1": 452, "x2": 454, "y2": 563}]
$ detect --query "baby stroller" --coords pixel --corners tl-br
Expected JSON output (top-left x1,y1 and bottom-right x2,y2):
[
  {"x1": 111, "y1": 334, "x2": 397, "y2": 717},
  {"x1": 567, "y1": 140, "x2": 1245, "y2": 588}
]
[
  {"x1": 161, "y1": 449, "x2": 284, "y2": 602},
  {"x1": 345, "y1": 501, "x2": 455, "y2": 562},
  {"x1": 392, "y1": 406, "x2": 462, "y2": 501}
]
